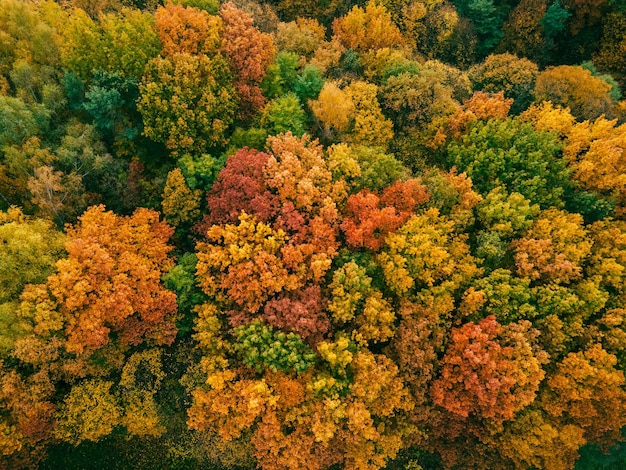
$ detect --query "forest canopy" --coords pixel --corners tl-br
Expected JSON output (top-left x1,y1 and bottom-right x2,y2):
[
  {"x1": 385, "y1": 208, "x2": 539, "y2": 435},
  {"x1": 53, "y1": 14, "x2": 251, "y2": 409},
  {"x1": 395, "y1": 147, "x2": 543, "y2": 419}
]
[{"x1": 1, "y1": 1, "x2": 626, "y2": 469}]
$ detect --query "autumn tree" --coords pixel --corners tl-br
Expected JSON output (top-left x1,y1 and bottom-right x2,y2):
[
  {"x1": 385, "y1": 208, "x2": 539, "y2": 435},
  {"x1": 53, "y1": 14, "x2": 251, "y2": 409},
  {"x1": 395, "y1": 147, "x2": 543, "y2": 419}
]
[
  {"x1": 594, "y1": 12, "x2": 626, "y2": 89},
  {"x1": 468, "y1": 53, "x2": 539, "y2": 113},
  {"x1": 275, "y1": 18, "x2": 326, "y2": 59},
  {"x1": 138, "y1": 53, "x2": 238, "y2": 156},
  {"x1": 534, "y1": 65, "x2": 616, "y2": 121},
  {"x1": 61, "y1": 7, "x2": 160, "y2": 82},
  {"x1": 220, "y1": 1, "x2": 275, "y2": 118},
  {"x1": 431, "y1": 316, "x2": 547, "y2": 423},
  {"x1": 332, "y1": 1, "x2": 405, "y2": 52},
  {"x1": 162, "y1": 168, "x2": 203, "y2": 227},
  {"x1": 37, "y1": 205, "x2": 178, "y2": 354},
  {"x1": 541, "y1": 344, "x2": 626, "y2": 444},
  {"x1": 0, "y1": 207, "x2": 65, "y2": 354},
  {"x1": 155, "y1": 2, "x2": 222, "y2": 57}
]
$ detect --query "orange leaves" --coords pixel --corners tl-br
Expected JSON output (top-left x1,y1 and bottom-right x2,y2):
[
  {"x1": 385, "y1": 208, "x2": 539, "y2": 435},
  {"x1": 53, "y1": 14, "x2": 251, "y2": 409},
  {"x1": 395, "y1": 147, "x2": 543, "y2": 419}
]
[
  {"x1": 341, "y1": 179, "x2": 429, "y2": 251},
  {"x1": 155, "y1": 2, "x2": 222, "y2": 57},
  {"x1": 431, "y1": 316, "x2": 546, "y2": 423},
  {"x1": 219, "y1": 2, "x2": 274, "y2": 118},
  {"x1": 197, "y1": 213, "x2": 293, "y2": 313},
  {"x1": 47, "y1": 205, "x2": 177, "y2": 354}
]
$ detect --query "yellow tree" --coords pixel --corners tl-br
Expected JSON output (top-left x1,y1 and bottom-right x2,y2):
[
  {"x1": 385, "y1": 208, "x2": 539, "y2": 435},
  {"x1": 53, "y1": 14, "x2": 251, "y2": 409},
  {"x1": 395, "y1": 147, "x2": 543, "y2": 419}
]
[{"x1": 332, "y1": 1, "x2": 405, "y2": 52}]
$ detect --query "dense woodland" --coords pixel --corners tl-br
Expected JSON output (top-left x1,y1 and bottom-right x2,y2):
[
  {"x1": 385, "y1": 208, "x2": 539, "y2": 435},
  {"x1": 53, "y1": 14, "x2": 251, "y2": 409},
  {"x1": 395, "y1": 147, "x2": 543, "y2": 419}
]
[{"x1": 2, "y1": 0, "x2": 626, "y2": 468}]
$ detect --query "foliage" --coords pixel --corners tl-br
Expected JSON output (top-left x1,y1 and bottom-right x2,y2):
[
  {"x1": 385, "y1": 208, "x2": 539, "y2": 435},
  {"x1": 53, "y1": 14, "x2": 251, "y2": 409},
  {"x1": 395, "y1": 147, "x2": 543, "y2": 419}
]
[
  {"x1": 534, "y1": 65, "x2": 616, "y2": 121},
  {"x1": 446, "y1": 117, "x2": 570, "y2": 208},
  {"x1": 2, "y1": 0, "x2": 626, "y2": 468},
  {"x1": 138, "y1": 53, "x2": 238, "y2": 156}
]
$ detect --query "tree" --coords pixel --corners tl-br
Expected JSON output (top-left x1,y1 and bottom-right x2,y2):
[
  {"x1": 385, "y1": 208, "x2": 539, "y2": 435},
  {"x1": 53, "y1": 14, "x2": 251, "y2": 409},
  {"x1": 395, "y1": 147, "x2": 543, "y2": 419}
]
[
  {"x1": 534, "y1": 65, "x2": 615, "y2": 121},
  {"x1": 0, "y1": 0, "x2": 64, "y2": 100},
  {"x1": 341, "y1": 179, "x2": 429, "y2": 251},
  {"x1": 332, "y1": 1, "x2": 405, "y2": 52},
  {"x1": 41, "y1": 205, "x2": 178, "y2": 354},
  {"x1": 380, "y1": 69, "x2": 459, "y2": 133},
  {"x1": 138, "y1": 53, "x2": 238, "y2": 156},
  {"x1": 0, "y1": 96, "x2": 49, "y2": 148},
  {"x1": 162, "y1": 168, "x2": 203, "y2": 227},
  {"x1": 0, "y1": 207, "x2": 65, "y2": 354},
  {"x1": 563, "y1": 116, "x2": 626, "y2": 216},
  {"x1": 62, "y1": 7, "x2": 160, "y2": 81},
  {"x1": 594, "y1": 13, "x2": 626, "y2": 90},
  {"x1": 468, "y1": 53, "x2": 538, "y2": 113},
  {"x1": 344, "y1": 81, "x2": 394, "y2": 149},
  {"x1": 260, "y1": 93, "x2": 307, "y2": 137},
  {"x1": 446, "y1": 117, "x2": 570, "y2": 208},
  {"x1": 155, "y1": 2, "x2": 222, "y2": 57},
  {"x1": 513, "y1": 209, "x2": 592, "y2": 284},
  {"x1": 499, "y1": 0, "x2": 547, "y2": 62},
  {"x1": 198, "y1": 147, "x2": 278, "y2": 229},
  {"x1": 310, "y1": 82, "x2": 355, "y2": 141},
  {"x1": 54, "y1": 379, "x2": 121, "y2": 445},
  {"x1": 455, "y1": 0, "x2": 504, "y2": 57},
  {"x1": 220, "y1": 1, "x2": 275, "y2": 118},
  {"x1": 385, "y1": 0, "x2": 460, "y2": 59},
  {"x1": 377, "y1": 208, "x2": 481, "y2": 296},
  {"x1": 431, "y1": 316, "x2": 547, "y2": 423},
  {"x1": 541, "y1": 344, "x2": 626, "y2": 444},
  {"x1": 275, "y1": 18, "x2": 326, "y2": 59}
]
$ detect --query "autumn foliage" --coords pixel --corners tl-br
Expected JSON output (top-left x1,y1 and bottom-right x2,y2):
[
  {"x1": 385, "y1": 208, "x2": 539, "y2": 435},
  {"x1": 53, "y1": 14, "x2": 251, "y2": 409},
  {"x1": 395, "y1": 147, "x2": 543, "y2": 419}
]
[{"x1": 2, "y1": 1, "x2": 626, "y2": 469}]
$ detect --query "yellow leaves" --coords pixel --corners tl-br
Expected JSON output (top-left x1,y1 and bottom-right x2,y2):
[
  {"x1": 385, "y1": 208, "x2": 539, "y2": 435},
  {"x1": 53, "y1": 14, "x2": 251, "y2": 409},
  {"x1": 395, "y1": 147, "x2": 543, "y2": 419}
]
[
  {"x1": 0, "y1": 421, "x2": 23, "y2": 456},
  {"x1": 534, "y1": 65, "x2": 615, "y2": 121},
  {"x1": 121, "y1": 389, "x2": 165, "y2": 438},
  {"x1": 522, "y1": 101, "x2": 576, "y2": 138},
  {"x1": 327, "y1": 262, "x2": 395, "y2": 344},
  {"x1": 309, "y1": 81, "x2": 393, "y2": 148},
  {"x1": 317, "y1": 336, "x2": 354, "y2": 373},
  {"x1": 332, "y1": 1, "x2": 405, "y2": 52},
  {"x1": 328, "y1": 261, "x2": 372, "y2": 324},
  {"x1": 197, "y1": 213, "x2": 293, "y2": 312},
  {"x1": 513, "y1": 209, "x2": 592, "y2": 284},
  {"x1": 541, "y1": 344, "x2": 626, "y2": 443},
  {"x1": 378, "y1": 208, "x2": 480, "y2": 295},
  {"x1": 343, "y1": 81, "x2": 394, "y2": 149},
  {"x1": 17, "y1": 284, "x2": 62, "y2": 338},
  {"x1": 326, "y1": 144, "x2": 362, "y2": 184},
  {"x1": 54, "y1": 379, "x2": 121, "y2": 445},
  {"x1": 162, "y1": 168, "x2": 202, "y2": 227},
  {"x1": 561, "y1": 116, "x2": 626, "y2": 213},
  {"x1": 310, "y1": 82, "x2": 355, "y2": 138}
]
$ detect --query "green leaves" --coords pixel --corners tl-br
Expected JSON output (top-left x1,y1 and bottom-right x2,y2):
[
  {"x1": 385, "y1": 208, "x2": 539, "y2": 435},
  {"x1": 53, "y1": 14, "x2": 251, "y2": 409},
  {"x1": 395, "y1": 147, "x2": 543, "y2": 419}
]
[
  {"x1": 446, "y1": 117, "x2": 570, "y2": 207},
  {"x1": 233, "y1": 320, "x2": 317, "y2": 374}
]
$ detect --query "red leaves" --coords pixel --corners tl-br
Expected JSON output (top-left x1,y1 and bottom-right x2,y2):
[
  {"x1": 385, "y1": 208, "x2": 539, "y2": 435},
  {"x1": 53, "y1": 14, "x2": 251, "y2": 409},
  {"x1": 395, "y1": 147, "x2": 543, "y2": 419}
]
[
  {"x1": 200, "y1": 147, "x2": 279, "y2": 228},
  {"x1": 263, "y1": 286, "x2": 329, "y2": 344},
  {"x1": 341, "y1": 179, "x2": 429, "y2": 251}
]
